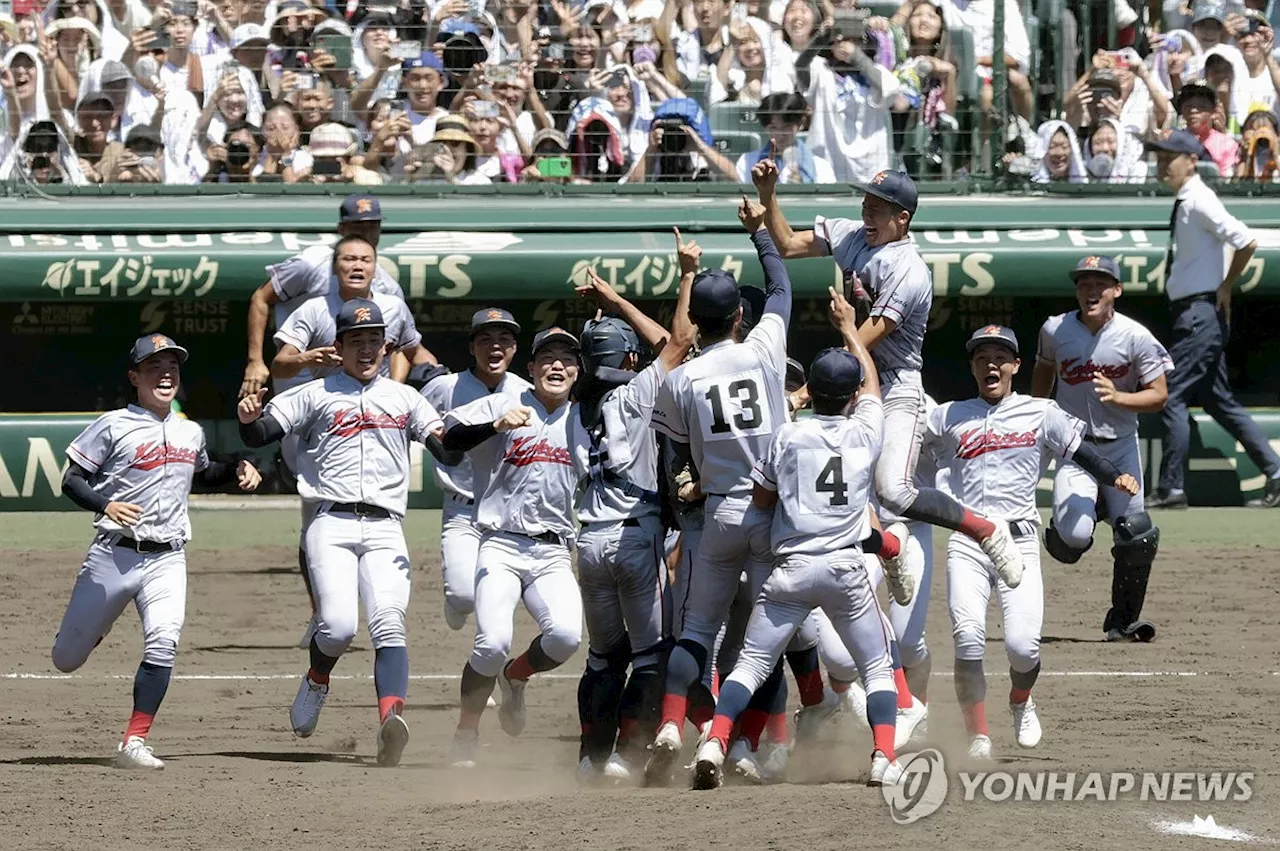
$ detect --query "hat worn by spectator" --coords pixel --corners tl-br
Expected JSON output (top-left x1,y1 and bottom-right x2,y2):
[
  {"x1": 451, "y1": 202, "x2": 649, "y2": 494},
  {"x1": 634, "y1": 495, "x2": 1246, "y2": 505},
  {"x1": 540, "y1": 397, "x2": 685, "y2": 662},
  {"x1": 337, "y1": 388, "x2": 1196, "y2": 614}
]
[
  {"x1": 340, "y1": 192, "x2": 382, "y2": 222},
  {"x1": 1068, "y1": 255, "x2": 1122, "y2": 282},
  {"x1": 689, "y1": 270, "x2": 742, "y2": 320},
  {"x1": 309, "y1": 122, "x2": 358, "y2": 157},
  {"x1": 431, "y1": 115, "x2": 480, "y2": 155},
  {"x1": 858, "y1": 169, "x2": 919, "y2": 214},
  {"x1": 966, "y1": 324, "x2": 1020, "y2": 355},
  {"x1": 531, "y1": 326, "x2": 581, "y2": 355},
  {"x1": 808, "y1": 348, "x2": 863, "y2": 398},
  {"x1": 1088, "y1": 67, "x2": 1122, "y2": 99},
  {"x1": 125, "y1": 124, "x2": 163, "y2": 152},
  {"x1": 531, "y1": 128, "x2": 569, "y2": 152},
  {"x1": 97, "y1": 59, "x2": 132, "y2": 85},
  {"x1": 403, "y1": 52, "x2": 446, "y2": 74},
  {"x1": 46, "y1": 16, "x2": 101, "y2": 48},
  {"x1": 1191, "y1": 0, "x2": 1226, "y2": 23},
  {"x1": 470, "y1": 307, "x2": 521, "y2": 337},
  {"x1": 130, "y1": 333, "x2": 189, "y2": 366},
  {"x1": 231, "y1": 23, "x2": 269, "y2": 49},
  {"x1": 1241, "y1": 9, "x2": 1268, "y2": 35},
  {"x1": 1144, "y1": 129, "x2": 1212, "y2": 160},
  {"x1": 336, "y1": 298, "x2": 387, "y2": 337}
]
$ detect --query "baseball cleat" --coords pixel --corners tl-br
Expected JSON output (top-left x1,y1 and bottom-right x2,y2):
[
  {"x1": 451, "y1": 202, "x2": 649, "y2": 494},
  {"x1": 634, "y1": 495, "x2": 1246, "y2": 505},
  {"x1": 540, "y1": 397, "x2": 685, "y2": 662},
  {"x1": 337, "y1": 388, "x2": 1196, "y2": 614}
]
[
  {"x1": 1011, "y1": 698, "x2": 1042, "y2": 749},
  {"x1": 115, "y1": 736, "x2": 165, "y2": 770},
  {"x1": 497, "y1": 662, "x2": 527, "y2": 737},
  {"x1": 980, "y1": 519, "x2": 1024, "y2": 588},
  {"x1": 602, "y1": 752, "x2": 635, "y2": 785},
  {"x1": 449, "y1": 728, "x2": 478, "y2": 769},
  {"x1": 758, "y1": 742, "x2": 789, "y2": 783},
  {"x1": 839, "y1": 682, "x2": 872, "y2": 732},
  {"x1": 290, "y1": 675, "x2": 329, "y2": 738},
  {"x1": 576, "y1": 756, "x2": 602, "y2": 786},
  {"x1": 296, "y1": 617, "x2": 318, "y2": 650},
  {"x1": 968, "y1": 734, "x2": 993, "y2": 760},
  {"x1": 376, "y1": 712, "x2": 410, "y2": 767},
  {"x1": 727, "y1": 739, "x2": 763, "y2": 785},
  {"x1": 691, "y1": 738, "x2": 725, "y2": 790},
  {"x1": 794, "y1": 687, "x2": 841, "y2": 743},
  {"x1": 894, "y1": 695, "x2": 928, "y2": 751},
  {"x1": 868, "y1": 750, "x2": 904, "y2": 787},
  {"x1": 443, "y1": 599, "x2": 468, "y2": 632},
  {"x1": 881, "y1": 522, "x2": 916, "y2": 605},
  {"x1": 643, "y1": 721, "x2": 682, "y2": 787}
]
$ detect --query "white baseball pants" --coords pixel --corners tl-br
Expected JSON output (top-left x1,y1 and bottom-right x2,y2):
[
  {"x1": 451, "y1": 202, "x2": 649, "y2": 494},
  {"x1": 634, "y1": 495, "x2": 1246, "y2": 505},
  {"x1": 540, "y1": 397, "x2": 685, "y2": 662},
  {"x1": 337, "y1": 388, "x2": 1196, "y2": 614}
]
[
  {"x1": 440, "y1": 495, "x2": 482, "y2": 625},
  {"x1": 1052, "y1": 434, "x2": 1145, "y2": 548},
  {"x1": 863, "y1": 519, "x2": 933, "y2": 667},
  {"x1": 946, "y1": 532, "x2": 1043, "y2": 672},
  {"x1": 577, "y1": 515, "x2": 667, "y2": 665},
  {"x1": 873, "y1": 376, "x2": 928, "y2": 517}
]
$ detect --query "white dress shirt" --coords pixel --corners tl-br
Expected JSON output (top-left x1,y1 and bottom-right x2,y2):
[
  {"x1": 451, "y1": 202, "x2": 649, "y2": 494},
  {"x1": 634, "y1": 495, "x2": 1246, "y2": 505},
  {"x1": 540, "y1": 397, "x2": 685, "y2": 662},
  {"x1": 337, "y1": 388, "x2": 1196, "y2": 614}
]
[{"x1": 1165, "y1": 175, "x2": 1254, "y2": 301}]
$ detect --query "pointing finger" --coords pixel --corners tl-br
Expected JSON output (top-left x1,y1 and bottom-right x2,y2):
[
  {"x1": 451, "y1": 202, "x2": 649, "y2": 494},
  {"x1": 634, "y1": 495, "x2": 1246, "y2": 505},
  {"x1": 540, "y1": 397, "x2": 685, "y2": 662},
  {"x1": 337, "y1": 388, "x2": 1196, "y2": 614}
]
[{"x1": 673, "y1": 226, "x2": 683, "y2": 246}]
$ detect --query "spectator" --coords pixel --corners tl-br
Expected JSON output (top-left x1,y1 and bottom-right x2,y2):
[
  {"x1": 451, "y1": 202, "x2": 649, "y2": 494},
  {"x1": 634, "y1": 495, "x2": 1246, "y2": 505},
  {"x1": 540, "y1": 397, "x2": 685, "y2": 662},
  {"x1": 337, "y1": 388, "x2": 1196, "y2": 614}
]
[
  {"x1": 258, "y1": 100, "x2": 305, "y2": 179},
  {"x1": 195, "y1": 67, "x2": 251, "y2": 151},
  {"x1": 298, "y1": 120, "x2": 382, "y2": 184},
  {"x1": 355, "y1": 51, "x2": 447, "y2": 144},
  {"x1": 1147, "y1": 30, "x2": 1202, "y2": 101},
  {"x1": 44, "y1": 0, "x2": 128, "y2": 59},
  {"x1": 486, "y1": 0, "x2": 535, "y2": 65},
  {"x1": 674, "y1": 0, "x2": 767, "y2": 88},
  {"x1": 1187, "y1": 0, "x2": 1241, "y2": 58},
  {"x1": 1235, "y1": 105, "x2": 1280, "y2": 180},
  {"x1": 158, "y1": 1, "x2": 210, "y2": 94},
  {"x1": 463, "y1": 98, "x2": 524, "y2": 182},
  {"x1": 358, "y1": 98, "x2": 414, "y2": 179},
  {"x1": 44, "y1": 17, "x2": 102, "y2": 112},
  {"x1": 582, "y1": 64, "x2": 652, "y2": 162},
  {"x1": 288, "y1": 73, "x2": 335, "y2": 141},
  {"x1": 111, "y1": 122, "x2": 165, "y2": 181},
  {"x1": 1031, "y1": 119, "x2": 1087, "y2": 183},
  {"x1": 622, "y1": 95, "x2": 736, "y2": 181},
  {"x1": 2, "y1": 44, "x2": 50, "y2": 137},
  {"x1": 893, "y1": 0, "x2": 957, "y2": 116},
  {"x1": 1176, "y1": 81, "x2": 1238, "y2": 175},
  {"x1": 518, "y1": 126, "x2": 573, "y2": 183},
  {"x1": 489, "y1": 61, "x2": 539, "y2": 156},
  {"x1": 1218, "y1": 15, "x2": 1280, "y2": 130},
  {"x1": 309, "y1": 18, "x2": 356, "y2": 122},
  {"x1": 924, "y1": 0, "x2": 1033, "y2": 119},
  {"x1": 566, "y1": 94, "x2": 630, "y2": 181},
  {"x1": 710, "y1": 16, "x2": 786, "y2": 105},
  {"x1": 203, "y1": 117, "x2": 260, "y2": 181},
  {"x1": 778, "y1": 0, "x2": 823, "y2": 70},
  {"x1": 735, "y1": 90, "x2": 836, "y2": 182},
  {"x1": 1065, "y1": 50, "x2": 1161, "y2": 140},
  {"x1": 424, "y1": 113, "x2": 491, "y2": 184},
  {"x1": 267, "y1": 0, "x2": 322, "y2": 72},
  {"x1": 352, "y1": 13, "x2": 398, "y2": 103},
  {"x1": 200, "y1": 22, "x2": 269, "y2": 120},
  {"x1": 1083, "y1": 117, "x2": 1147, "y2": 183}
]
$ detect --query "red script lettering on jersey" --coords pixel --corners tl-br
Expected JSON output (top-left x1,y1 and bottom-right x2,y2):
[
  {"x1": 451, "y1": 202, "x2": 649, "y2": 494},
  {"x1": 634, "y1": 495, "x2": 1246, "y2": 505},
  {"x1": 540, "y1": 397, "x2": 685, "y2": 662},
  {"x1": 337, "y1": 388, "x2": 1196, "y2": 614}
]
[
  {"x1": 956, "y1": 428, "x2": 1038, "y2": 460},
  {"x1": 1059, "y1": 357, "x2": 1130, "y2": 386},
  {"x1": 330, "y1": 408, "x2": 410, "y2": 437},
  {"x1": 131, "y1": 442, "x2": 200, "y2": 471},
  {"x1": 504, "y1": 436, "x2": 573, "y2": 467}
]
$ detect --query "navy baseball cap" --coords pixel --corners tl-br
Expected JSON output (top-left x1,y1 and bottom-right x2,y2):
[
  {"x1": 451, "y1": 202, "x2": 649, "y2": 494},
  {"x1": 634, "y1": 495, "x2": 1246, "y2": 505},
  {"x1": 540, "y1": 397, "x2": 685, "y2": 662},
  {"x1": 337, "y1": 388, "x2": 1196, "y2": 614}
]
[
  {"x1": 339, "y1": 193, "x2": 382, "y2": 223},
  {"x1": 335, "y1": 298, "x2": 387, "y2": 337},
  {"x1": 689, "y1": 270, "x2": 742, "y2": 320},
  {"x1": 531, "y1": 326, "x2": 581, "y2": 356},
  {"x1": 965, "y1": 324, "x2": 1020, "y2": 356},
  {"x1": 808, "y1": 348, "x2": 863, "y2": 398},
  {"x1": 1069, "y1": 255, "x2": 1121, "y2": 282},
  {"x1": 738, "y1": 285, "x2": 766, "y2": 330},
  {"x1": 1144, "y1": 129, "x2": 1211, "y2": 160},
  {"x1": 130, "y1": 333, "x2": 189, "y2": 366},
  {"x1": 857, "y1": 169, "x2": 918, "y2": 215},
  {"x1": 470, "y1": 307, "x2": 521, "y2": 337}
]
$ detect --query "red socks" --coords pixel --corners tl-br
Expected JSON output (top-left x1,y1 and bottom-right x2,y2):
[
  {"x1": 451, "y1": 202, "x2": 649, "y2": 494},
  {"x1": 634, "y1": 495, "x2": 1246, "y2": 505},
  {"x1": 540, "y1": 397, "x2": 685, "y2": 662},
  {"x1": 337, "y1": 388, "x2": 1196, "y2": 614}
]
[
  {"x1": 708, "y1": 714, "x2": 734, "y2": 748},
  {"x1": 893, "y1": 668, "x2": 913, "y2": 710},
  {"x1": 959, "y1": 509, "x2": 997, "y2": 541},
  {"x1": 878, "y1": 531, "x2": 902, "y2": 559},
  {"x1": 739, "y1": 709, "x2": 769, "y2": 750},
  {"x1": 124, "y1": 710, "x2": 154, "y2": 742},
  {"x1": 662, "y1": 693, "x2": 689, "y2": 730},
  {"x1": 505, "y1": 653, "x2": 536, "y2": 682},
  {"x1": 872, "y1": 724, "x2": 896, "y2": 760},
  {"x1": 1010, "y1": 686, "x2": 1032, "y2": 705},
  {"x1": 963, "y1": 702, "x2": 989, "y2": 736},
  {"x1": 766, "y1": 712, "x2": 790, "y2": 745},
  {"x1": 378, "y1": 696, "x2": 404, "y2": 723},
  {"x1": 306, "y1": 668, "x2": 330, "y2": 685}
]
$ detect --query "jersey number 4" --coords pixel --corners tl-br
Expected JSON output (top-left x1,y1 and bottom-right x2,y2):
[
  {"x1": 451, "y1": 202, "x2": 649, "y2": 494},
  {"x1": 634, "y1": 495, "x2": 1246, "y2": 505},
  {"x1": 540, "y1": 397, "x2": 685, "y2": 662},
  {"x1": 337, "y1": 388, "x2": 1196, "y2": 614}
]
[
  {"x1": 704, "y1": 379, "x2": 763, "y2": 434},
  {"x1": 814, "y1": 456, "x2": 849, "y2": 506}
]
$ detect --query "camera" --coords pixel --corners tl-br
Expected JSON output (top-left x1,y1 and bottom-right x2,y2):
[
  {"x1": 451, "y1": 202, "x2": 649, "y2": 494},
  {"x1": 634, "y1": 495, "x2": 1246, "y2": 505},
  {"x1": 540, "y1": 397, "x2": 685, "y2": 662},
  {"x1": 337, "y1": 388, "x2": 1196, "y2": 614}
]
[
  {"x1": 653, "y1": 117, "x2": 688, "y2": 154},
  {"x1": 543, "y1": 41, "x2": 566, "y2": 62},
  {"x1": 471, "y1": 100, "x2": 499, "y2": 119},
  {"x1": 831, "y1": 8, "x2": 870, "y2": 41},
  {"x1": 390, "y1": 40, "x2": 422, "y2": 60},
  {"x1": 293, "y1": 73, "x2": 317, "y2": 90},
  {"x1": 227, "y1": 141, "x2": 253, "y2": 168},
  {"x1": 632, "y1": 23, "x2": 653, "y2": 42}
]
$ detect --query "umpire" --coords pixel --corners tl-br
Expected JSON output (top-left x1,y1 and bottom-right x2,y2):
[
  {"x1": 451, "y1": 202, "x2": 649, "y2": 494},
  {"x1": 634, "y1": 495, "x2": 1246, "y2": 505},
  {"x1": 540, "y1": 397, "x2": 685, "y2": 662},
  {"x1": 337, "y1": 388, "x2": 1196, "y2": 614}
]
[{"x1": 1145, "y1": 130, "x2": 1280, "y2": 509}]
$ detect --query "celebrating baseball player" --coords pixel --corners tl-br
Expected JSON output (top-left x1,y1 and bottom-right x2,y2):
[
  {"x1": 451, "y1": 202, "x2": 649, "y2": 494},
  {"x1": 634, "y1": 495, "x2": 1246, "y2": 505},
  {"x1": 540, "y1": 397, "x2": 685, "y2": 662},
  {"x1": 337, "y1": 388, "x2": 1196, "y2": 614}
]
[
  {"x1": 571, "y1": 232, "x2": 698, "y2": 785},
  {"x1": 55, "y1": 334, "x2": 261, "y2": 770},
  {"x1": 693, "y1": 290, "x2": 906, "y2": 790},
  {"x1": 927, "y1": 325, "x2": 1140, "y2": 759},
  {"x1": 420, "y1": 308, "x2": 532, "y2": 631},
  {"x1": 237, "y1": 300, "x2": 445, "y2": 768},
  {"x1": 1033, "y1": 256, "x2": 1173, "y2": 643},
  {"x1": 440, "y1": 326, "x2": 588, "y2": 769}
]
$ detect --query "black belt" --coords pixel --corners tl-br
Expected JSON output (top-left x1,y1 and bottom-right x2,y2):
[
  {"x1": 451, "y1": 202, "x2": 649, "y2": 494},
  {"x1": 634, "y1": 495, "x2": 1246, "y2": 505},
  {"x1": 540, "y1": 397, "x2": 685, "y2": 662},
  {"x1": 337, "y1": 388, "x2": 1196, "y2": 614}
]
[
  {"x1": 584, "y1": 517, "x2": 643, "y2": 528},
  {"x1": 115, "y1": 536, "x2": 177, "y2": 554},
  {"x1": 329, "y1": 502, "x2": 392, "y2": 519},
  {"x1": 1082, "y1": 434, "x2": 1118, "y2": 445},
  {"x1": 1008, "y1": 520, "x2": 1038, "y2": 538},
  {"x1": 1170, "y1": 292, "x2": 1215, "y2": 308},
  {"x1": 525, "y1": 530, "x2": 566, "y2": 545},
  {"x1": 448, "y1": 494, "x2": 475, "y2": 506}
]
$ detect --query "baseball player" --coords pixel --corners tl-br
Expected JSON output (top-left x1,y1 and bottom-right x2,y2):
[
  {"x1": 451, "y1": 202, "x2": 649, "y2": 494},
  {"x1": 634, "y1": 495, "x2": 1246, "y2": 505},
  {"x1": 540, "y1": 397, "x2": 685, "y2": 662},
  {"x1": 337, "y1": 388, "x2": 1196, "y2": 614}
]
[
  {"x1": 237, "y1": 299, "x2": 444, "y2": 768},
  {"x1": 927, "y1": 325, "x2": 1139, "y2": 758},
  {"x1": 753, "y1": 162, "x2": 1026, "y2": 591},
  {"x1": 55, "y1": 335, "x2": 261, "y2": 770},
  {"x1": 1033, "y1": 256, "x2": 1173, "y2": 643},
  {"x1": 693, "y1": 298, "x2": 904, "y2": 789},
  {"x1": 645, "y1": 197, "x2": 794, "y2": 785},
  {"x1": 441, "y1": 327, "x2": 588, "y2": 769},
  {"x1": 420, "y1": 308, "x2": 532, "y2": 631},
  {"x1": 571, "y1": 234, "x2": 698, "y2": 785}
]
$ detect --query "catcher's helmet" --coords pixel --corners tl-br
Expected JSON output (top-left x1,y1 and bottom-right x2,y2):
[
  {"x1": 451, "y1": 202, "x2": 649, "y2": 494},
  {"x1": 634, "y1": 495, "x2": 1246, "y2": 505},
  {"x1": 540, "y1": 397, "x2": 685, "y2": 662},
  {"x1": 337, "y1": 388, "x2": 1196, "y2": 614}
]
[{"x1": 580, "y1": 316, "x2": 641, "y2": 370}]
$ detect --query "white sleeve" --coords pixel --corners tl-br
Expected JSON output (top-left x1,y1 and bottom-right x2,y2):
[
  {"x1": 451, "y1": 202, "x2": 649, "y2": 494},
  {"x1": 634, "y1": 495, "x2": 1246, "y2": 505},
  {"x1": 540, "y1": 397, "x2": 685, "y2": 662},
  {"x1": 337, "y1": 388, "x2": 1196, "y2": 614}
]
[
  {"x1": 813, "y1": 215, "x2": 863, "y2": 262},
  {"x1": 194, "y1": 428, "x2": 210, "y2": 473},
  {"x1": 745, "y1": 313, "x2": 788, "y2": 379},
  {"x1": 868, "y1": 256, "x2": 927, "y2": 325},
  {"x1": 1133, "y1": 329, "x2": 1175, "y2": 385},
  {"x1": 1192, "y1": 192, "x2": 1253, "y2": 251},
  {"x1": 1003, "y1": 0, "x2": 1031, "y2": 70},
  {"x1": 851, "y1": 394, "x2": 885, "y2": 460},
  {"x1": 372, "y1": 266, "x2": 407, "y2": 300},
  {"x1": 650, "y1": 372, "x2": 689, "y2": 442},
  {"x1": 1035, "y1": 319, "x2": 1058, "y2": 367},
  {"x1": 750, "y1": 431, "x2": 782, "y2": 491},
  {"x1": 445, "y1": 394, "x2": 512, "y2": 430},
  {"x1": 273, "y1": 299, "x2": 316, "y2": 351},
  {"x1": 618, "y1": 358, "x2": 668, "y2": 419},
  {"x1": 390, "y1": 300, "x2": 423, "y2": 351},
  {"x1": 268, "y1": 250, "x2": 323, "y2": 303},
  {"x1": 1044, "y1": 402, "x2": 1084, "y2": 459},
  {"x1": 263, "y1": 383, "x2": 316, "y2": 434},
  {"x1": 420, "y1": 375, "x2": 452, "y2": 413},
  {"x1": 410, "y1": 393, "x2": 444, "y2": 441},
  {"x1": 66, "y1": 414, "x2": 115, "y2": 474}
]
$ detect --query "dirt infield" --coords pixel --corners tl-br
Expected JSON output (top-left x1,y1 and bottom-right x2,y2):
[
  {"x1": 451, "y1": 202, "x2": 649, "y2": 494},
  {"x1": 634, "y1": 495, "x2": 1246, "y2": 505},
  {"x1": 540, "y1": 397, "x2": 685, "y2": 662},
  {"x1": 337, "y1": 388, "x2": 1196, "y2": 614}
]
[{"x1": 1, "y1": 508, "x2": 1278, "y2": 851}]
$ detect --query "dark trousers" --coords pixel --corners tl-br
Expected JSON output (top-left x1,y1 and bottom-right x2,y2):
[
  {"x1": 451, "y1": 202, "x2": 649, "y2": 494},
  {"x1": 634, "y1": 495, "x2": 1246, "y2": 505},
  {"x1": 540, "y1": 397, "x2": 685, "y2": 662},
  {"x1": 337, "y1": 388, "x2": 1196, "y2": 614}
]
[{"x1": 1158, "y1": 296, "x2": 1280, "y2": 493}]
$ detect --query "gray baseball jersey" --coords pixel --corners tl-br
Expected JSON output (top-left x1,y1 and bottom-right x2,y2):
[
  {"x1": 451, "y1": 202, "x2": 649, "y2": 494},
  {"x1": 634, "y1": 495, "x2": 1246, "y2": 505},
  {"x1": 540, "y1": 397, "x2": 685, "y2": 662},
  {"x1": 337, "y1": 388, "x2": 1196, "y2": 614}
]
[
  {"x1": 274, "y1": 290, "x2": 421, "y2": 381},
  {"x1": 926, "y1": 393, "x2": 1083, "y2": 524},
  {"x1": 751, "y1": 395, "x2": 884, "y2": 556},
  {"x1": 66, "y1": 405, "x2": 210, "y2": 544},
  {"x1": 814, "y1": 215, "x2": 932, "y2": 380},
  {"x1": 1035, "y1": 311, "x2": 1174, "y2": 440},
  {"x1": 421, "y1": 369, "x2": 532, "y2": 502},
  {"x1": 577, "y1": 359, "x2": 668, "y2": 524},
  {"x1": 264, "y1": 372, "x2": 443, "y2": 517},
  {"x1": 651, "y1": 313, "x2": 787, "y2": 497},
  {"x1": 445, "y1": 391, "x2": 588, "y2": 544}
]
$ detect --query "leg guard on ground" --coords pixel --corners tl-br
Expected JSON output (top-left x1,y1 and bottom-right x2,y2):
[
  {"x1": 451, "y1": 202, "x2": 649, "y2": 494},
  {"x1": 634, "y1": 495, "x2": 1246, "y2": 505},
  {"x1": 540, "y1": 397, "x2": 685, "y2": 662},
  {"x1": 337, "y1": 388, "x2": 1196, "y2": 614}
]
[{"x1": 1106, "y1": 513, "x2": 1159, "y2": 633}]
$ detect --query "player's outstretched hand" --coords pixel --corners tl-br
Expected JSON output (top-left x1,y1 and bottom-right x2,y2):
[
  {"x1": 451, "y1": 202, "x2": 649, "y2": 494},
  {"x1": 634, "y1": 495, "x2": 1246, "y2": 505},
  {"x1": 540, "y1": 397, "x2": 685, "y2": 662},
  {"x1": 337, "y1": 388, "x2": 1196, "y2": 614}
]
[
  {"x1": 239, "y1": 360, "x2": 269, "y2": 400},
  {"x1": 739, "y1": 194, "x2": 766, "y2": 233},
  {"x1": 574, "y1": 267, "x2": 621, "y2": 308},
  {"x1": 1114, "y1": 473, "x2": 1140, "y2": 496},
  {"x1": 675, "y1": 226, "x2": 702, "y2": 276},
  {"x1": 237, "y1": 388, "x2": 268, "y2": 424},
  {"x1": 494, "y1": 406, "x2": 533, "y2": 432},
  {"x1": 105, "y1": 501, "x2": 143, "y2": 526},
  {"x1": 828, "y1": 285, "x2": 857, "y2": 336},
  {"x1": 751, "y1": 156, "x2": 778, "y2": 195},
  {"x1": 236, "y1": 460, "x2": 262, "y2": 492}
]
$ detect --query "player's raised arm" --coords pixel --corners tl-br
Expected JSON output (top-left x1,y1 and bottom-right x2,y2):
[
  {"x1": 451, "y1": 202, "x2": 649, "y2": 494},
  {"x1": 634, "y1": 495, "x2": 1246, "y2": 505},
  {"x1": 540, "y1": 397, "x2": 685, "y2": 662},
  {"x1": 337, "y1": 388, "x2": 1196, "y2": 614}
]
[
  {"x1": 241, "y1": 279, "x2": 281, "y2": 399},
  {"x1": 741, "y1": 195, "x2": 793, "y2": 329},
  {"x1": 752, "y1": 157, "x2": 822, "y2": 259},
  {"x1": 829, "y1": 286, "x2": 879, "y2": 401}
]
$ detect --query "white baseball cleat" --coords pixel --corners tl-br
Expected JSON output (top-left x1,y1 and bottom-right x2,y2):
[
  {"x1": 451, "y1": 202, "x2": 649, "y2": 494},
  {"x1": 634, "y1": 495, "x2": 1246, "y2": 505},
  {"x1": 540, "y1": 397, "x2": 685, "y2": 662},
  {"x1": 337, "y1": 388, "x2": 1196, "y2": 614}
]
[
  {"x1": 868, "y1": 750, "x2": 905, "y2": 787},
  {"x1": 894, "y1": 695, "x2": 928, "y2": 751},
  {"x1": 115, "y1": 736, "x2": 165, "y2": 770},
  {"x1": 758, "y1": 742, "x2": 789, "y2": 783},
  {"x1": 290, "y1": 675, "x2": 328, "y2": 738},
  {"x1": 450, "y1": 728, "x2": 479, "y2": 769},
  {"x1": 980, "y1": 519, "x2": 1023, "y2": 588},
  {"x1": 1012, "y1": 698, "x2": 1043, "y2": 748},
  {"x1": 296, "y1": 616, "x2": 318, "y2": 650},
  {"x1": 576, "y1": 755, "x2": 602, "y2": 786},
  {"x1": 691, "y1": 738, "x2": 725, "y2": 790},
  {"x1": 602, "y1": 751, "x2": 635, "y2": 785},
  {"x1": 727, "y1": 739, "x2": 763, "y2": 784},
  {"x1": 839, "y1": 682, "x2": 872, "y2": 732},
  {"x1": 794, "y1": 687, "x2": 841, "y2": 743},
  {"x1": 968, "y1": 734, "x2": 993, "y2": 760},
  {"x1": 881, "y1": 522, "x2": 916, "y2": 606},
  {"x1": 643, "y1": 721, "x2": 682, "y2": 787},
  {"x1": 443, "y1": 599, "x2": 468, "y2": 632},
  {"x1": 376, "y1": 713, "x2": 410, "y2": 767},
  {"x1": 497, "y1": 663, "x2": 527, "y2": 737}
]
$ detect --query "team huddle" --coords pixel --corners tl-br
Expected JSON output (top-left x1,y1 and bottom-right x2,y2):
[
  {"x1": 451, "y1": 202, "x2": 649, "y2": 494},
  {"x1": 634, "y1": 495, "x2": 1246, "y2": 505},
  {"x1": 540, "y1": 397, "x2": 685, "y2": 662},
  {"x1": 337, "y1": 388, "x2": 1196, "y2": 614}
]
[{"x1": 51, "y1": 175, "x2": 1173, "y2": 785}]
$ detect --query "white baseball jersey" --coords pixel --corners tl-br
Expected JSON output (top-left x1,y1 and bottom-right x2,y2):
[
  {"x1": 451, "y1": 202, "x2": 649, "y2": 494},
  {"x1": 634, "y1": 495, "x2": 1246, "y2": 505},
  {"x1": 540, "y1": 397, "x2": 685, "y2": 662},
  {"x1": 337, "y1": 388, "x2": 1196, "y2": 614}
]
[
  {"x1": 421, "y1": 369, "x2": 532, "y2": 502},
  {"x1": 814, "y1": 215, "x2": 932, "y2": 380},
  {"x1": 445, "y1": 391, "x2": 588, "y2": 544},
  {"x1": 577, "y1": 359, "x2": 668, "y2": 524},
  {"x1": 273, "y1": 289, "x2": 421, "y2": 380},
  {"x1": 1035, "y1": 311, "x2": 1174, "y2": 440},
  {"x1": 650, "y1": 313, "x2": 787, "y2": 497},
  {"x1": 751, "y1": 395, "x2": 883, "y2": 556},
  {"x1": 926, "y1": 393, "x2": 1084, "y2": 524},
  {"x1": 264, "y1": 372, "x2": 443, "y2": 517},
  {"x1": 66, "y1": 405, "x2": 210, "y2": 544}
]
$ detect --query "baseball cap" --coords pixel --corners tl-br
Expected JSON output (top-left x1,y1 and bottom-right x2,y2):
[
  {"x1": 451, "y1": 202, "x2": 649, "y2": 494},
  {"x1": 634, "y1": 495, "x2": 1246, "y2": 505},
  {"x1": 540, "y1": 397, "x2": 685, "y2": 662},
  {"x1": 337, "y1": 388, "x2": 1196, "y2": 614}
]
[
  {"x1": 470, "y1": 307, "x2": 521, "y2": 337},
  {"x1": 125, "y1": 124, "x2": 163, "y2": 153},
  {"x1": 309, "y1": 123, "x2": 358, "y2": 158},
  {"x1": 98, "y1": 59, "x2": 133, "y2": 86},
  {"x1": 1144, "y1": 129, "x2": 1212, "y2": 160},
  {"x1": 531, "y1": 326, "x2": 581, "y2": 356},
  {"x1": 689, "y1": 270, "x2": 742, "y2": 320},
  {"x1": 965, "y1": 324, "x2": 1020, "y2": 356},
  {"x1": 785, "y1": 357, "x2": 806, "y2": 391},
  {"x1": 807, "y1": 348, "x2": 863, "y2": 398},
  {"x1": 857, "y1": 169, "x2": 918, "y2": 214},
  {"x1": 339, "y1": 192, "x2": 382, "y2": 223},
  {"x1": 738, "y1": 285, "x2": 766, "y2": 330},
  {"x1": 335, "y1": 298, "x2": 387, "y2": 337},
  {"x1": 130, "y1": 333, "x2": 189, "y2": 366},
  {"x1": 231, "y1": 23, "x2": 269, "y2": 49},
  {"x1": 1191, "y1": 0, "x2": 1226, "y2": 23},
  {"x1": 1174, "y1": 80, "x2": 1218, "y2": 111},
  {"x1": 403, "y1": 51, "x2": 446, "y2": 74},
  {"x1": 1069, "y1": 255, "x2": 1121, "y2": 282},
  {"x1": 531, "y1": 128, "x2": 569, "y2": 152}
]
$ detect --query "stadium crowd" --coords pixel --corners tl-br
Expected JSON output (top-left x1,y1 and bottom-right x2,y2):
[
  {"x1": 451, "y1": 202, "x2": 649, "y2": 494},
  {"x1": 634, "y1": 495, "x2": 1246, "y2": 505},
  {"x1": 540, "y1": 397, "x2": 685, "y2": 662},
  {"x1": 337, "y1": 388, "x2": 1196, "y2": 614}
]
[{"x1": 1, "y1": 0, "x2": 1279, "y2": 186}]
